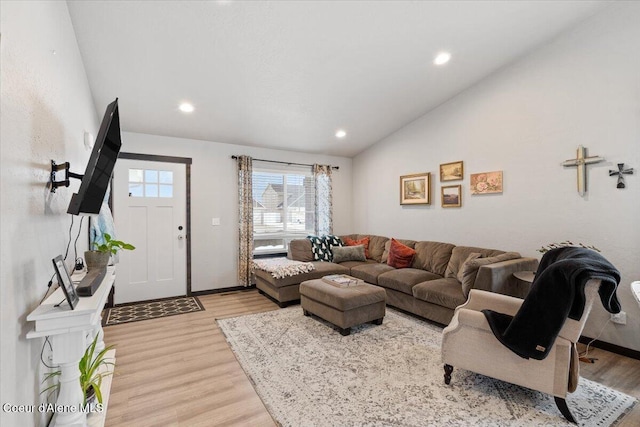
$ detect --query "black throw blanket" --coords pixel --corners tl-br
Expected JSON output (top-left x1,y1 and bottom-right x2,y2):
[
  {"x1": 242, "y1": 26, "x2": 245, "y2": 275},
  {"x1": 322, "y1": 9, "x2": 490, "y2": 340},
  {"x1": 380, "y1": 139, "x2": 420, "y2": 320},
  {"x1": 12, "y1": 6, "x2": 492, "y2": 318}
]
[{"x1": 483, "y1": 247, "x2": 621, "y2": 360}]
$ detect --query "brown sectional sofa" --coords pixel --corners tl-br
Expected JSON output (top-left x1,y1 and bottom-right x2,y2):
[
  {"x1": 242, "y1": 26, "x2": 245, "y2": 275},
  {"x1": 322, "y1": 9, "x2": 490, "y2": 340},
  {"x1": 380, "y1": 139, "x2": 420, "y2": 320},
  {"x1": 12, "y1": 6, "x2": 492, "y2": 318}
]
[{"x1": 254, "y1": 234, "x2": 538, "y2": 325}]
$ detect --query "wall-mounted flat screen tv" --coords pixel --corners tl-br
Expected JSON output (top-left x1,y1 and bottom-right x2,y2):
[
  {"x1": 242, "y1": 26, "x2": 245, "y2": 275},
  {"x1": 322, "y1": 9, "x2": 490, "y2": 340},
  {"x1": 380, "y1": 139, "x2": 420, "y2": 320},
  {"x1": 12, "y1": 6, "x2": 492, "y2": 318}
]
[{"x1": 67, "y1": 98, "x2": 121, "y2": 215}]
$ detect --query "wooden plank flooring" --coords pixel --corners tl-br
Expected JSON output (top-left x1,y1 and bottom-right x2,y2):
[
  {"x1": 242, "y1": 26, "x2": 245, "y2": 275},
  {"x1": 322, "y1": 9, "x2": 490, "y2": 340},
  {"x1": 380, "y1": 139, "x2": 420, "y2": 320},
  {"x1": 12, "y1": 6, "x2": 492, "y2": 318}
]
[{"x1": 103, "y1": 289, "x2": 639, "y2": 426}]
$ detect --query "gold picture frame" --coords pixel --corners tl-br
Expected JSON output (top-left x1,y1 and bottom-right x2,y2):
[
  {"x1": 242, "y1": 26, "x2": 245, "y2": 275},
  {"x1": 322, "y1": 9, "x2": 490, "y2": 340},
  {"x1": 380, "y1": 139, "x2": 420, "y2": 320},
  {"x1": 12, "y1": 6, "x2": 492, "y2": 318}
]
[
  {"x1": 400, "y1": 173, "x2": 431, "y2": 205},
  {"x1": 440, "y1": 161, "x2": 464, "y2": 181},
  {"x1": 441, "y1": 185, "x2": 462, "y2": 208},
  {"x1": 470, "y1": 171, "x2": 503, "y2": 194}
]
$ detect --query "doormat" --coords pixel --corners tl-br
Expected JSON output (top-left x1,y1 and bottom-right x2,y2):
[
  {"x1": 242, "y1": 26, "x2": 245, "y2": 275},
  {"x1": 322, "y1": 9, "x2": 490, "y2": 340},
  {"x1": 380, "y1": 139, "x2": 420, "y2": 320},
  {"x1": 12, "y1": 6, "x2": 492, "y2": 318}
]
[{"x1": 103, "y1": 296, "x2": 204, "y2": 326}]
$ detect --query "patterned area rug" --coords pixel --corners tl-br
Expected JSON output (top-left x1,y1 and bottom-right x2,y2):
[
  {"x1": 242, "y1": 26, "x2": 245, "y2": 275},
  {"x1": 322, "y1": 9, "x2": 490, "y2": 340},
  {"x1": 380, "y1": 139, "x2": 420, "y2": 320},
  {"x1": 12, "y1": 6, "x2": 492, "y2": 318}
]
[
  {"x1": 104, "y1": 296, "x2": 204, "y2": 326},
  {"x1": 217, "y1": 307, "x2": 636, "y2": 427}
]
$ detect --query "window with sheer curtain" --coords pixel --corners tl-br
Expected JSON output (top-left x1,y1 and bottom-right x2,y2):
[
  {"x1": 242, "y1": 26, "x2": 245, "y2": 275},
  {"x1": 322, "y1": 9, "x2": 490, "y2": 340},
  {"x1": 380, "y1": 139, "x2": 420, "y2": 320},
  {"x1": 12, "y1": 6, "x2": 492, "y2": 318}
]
[{"x1": 252, "y1": 164, "x2": 316, "y2": 255}]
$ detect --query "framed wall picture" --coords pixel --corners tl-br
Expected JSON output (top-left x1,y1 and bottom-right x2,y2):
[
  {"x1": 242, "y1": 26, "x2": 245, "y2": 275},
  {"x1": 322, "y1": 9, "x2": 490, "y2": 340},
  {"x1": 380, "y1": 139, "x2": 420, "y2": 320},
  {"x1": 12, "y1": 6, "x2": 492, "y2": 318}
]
[
  {"x1": 400, "y1": 173, "x2": 431, "y2": 205},
  {"x1": 52, "y1": 255, "x2": 79, "y2": 310},
  {"x1": 441, "y1": 185, "x2": 462, "y2": 208},
  {"x1": 470, "y1": 171, "x2": 503, "y2": 195},
  {"x1": 440, "y1": 161, "x2": 464, "y2": 181}
]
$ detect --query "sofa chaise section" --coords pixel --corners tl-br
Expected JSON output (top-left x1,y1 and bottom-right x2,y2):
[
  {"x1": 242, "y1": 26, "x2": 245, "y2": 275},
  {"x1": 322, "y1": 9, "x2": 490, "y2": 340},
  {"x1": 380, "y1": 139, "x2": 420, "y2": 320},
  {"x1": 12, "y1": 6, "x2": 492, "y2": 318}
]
[{"x1": 255, "y1": 260, "x2": 349, "y2": 307}]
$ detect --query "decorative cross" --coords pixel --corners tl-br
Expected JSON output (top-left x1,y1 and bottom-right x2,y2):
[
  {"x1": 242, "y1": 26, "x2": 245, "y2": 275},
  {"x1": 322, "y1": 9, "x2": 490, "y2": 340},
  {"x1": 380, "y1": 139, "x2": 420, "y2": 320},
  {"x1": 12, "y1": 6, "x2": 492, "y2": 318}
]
[
  {"x1": 562, "y1": 145, "x2": 604, "y2": 196},
  {"x1": 609, "y1": 163, "x2": 633, "y2": 189}
]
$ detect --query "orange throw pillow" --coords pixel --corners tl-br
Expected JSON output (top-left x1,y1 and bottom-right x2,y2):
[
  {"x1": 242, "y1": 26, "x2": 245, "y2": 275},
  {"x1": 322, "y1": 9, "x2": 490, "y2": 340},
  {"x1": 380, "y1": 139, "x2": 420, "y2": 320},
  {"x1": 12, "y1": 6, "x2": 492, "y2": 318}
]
[
  {"x1": 343, "y1": 236, "x2": 370, "y2": 258},
  {"x1": 387, "y1": 238, "x2": 416, "y2": 269}
]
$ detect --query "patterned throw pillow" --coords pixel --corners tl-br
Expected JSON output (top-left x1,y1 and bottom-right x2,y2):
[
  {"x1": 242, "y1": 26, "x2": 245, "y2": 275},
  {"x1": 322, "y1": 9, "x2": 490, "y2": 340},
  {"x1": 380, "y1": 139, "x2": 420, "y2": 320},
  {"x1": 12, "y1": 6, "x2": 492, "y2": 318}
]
[
  {"x1": 343, "y1": 236, "x2": 370, "y2": 258},
  {"x1": 387, "y1": 238, "x2": 417, "y2": 269},
  {"x1": 331, "y1": 245, "x2": 366, "y2": 263},
  {"x1": 324, "y1": 235, "x2": 344, "y2": 251},
  {"x1": 307, "y1": 235, "x2": 332, "y2": 262}
]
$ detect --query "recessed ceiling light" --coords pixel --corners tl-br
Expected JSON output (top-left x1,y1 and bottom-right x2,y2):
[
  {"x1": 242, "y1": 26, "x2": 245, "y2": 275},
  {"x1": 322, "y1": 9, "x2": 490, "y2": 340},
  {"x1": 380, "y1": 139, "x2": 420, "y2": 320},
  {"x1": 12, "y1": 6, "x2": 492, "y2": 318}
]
[
  {"x1": 434, "y1": 52, "x2": 451, "y2": 66},
  {"x1": 179, "y1": 102, "x2": 194, "y2": 113},
  {"x1": 335, "y1": 129, "x2": 347, "y2": 139}
]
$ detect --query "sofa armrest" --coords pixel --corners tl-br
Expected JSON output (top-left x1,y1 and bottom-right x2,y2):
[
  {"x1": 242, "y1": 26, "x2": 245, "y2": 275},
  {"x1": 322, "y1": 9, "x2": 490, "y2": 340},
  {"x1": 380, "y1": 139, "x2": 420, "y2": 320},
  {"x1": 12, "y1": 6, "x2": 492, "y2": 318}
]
[{"x1": 473, "y1": 257, "x2": 539, "y2": 299}]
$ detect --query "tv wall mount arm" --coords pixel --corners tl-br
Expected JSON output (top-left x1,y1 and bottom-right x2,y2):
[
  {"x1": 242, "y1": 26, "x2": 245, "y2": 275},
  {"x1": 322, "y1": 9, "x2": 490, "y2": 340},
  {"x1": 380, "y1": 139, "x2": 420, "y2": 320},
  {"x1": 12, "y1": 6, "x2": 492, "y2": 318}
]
[{"x1": 50, "y1": 160, "x2": 83, "y2": 192}]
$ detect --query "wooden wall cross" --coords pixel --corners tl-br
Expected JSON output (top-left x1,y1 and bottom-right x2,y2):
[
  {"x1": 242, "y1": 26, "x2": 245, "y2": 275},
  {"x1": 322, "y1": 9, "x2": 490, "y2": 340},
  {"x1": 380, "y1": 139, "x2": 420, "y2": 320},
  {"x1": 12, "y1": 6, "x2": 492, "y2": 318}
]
[
  {"x1": 562, "y1": 145, "x2": 604, "y2": 196},
  {"x1": 609, "y1": 163, "x2": 634, "y2": 188}
]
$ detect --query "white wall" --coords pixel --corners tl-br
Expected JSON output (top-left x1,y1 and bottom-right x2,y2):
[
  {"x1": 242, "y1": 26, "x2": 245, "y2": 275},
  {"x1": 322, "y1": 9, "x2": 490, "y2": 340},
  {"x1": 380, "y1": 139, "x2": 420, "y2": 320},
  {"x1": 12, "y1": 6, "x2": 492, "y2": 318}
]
[
  {"x1": 120, "y1": 132, "x2": 353, "y2": 292},
  {"x1": 0, "y1": 2, "x2": 99, "y2": 426},
  {"x1": 353, "y1": 3, "x2": 640, "y2": 351}
]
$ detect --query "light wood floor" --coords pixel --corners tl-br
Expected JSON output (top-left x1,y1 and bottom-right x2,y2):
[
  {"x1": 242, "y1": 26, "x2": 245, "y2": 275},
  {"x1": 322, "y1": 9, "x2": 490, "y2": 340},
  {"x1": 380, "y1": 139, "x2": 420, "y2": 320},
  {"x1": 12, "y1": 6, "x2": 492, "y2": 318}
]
[{"x1": 103, "y1": 289, "x2": 639, "y2": 427}]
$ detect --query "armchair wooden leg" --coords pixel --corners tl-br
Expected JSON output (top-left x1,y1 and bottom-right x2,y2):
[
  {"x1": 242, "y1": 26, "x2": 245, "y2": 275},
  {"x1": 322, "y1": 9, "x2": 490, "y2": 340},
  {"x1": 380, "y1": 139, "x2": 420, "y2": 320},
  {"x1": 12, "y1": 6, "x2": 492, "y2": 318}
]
[
  {"x1": 444, "y1": 364, "x2": 453, "y2": 385},
  {"x1": 554, "y1": 397, "x2": 577, "y2": 424}
]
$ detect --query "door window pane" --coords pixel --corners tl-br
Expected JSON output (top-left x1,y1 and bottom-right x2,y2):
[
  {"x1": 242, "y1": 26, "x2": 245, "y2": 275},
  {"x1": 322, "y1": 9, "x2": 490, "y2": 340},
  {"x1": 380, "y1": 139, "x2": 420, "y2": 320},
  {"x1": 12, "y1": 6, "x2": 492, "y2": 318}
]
[
  {"x1": 144, "y1": 170, "x2": 158, "y2": 183},
  {"x1": 129, "y1": 169, "x2": 144, "y2": 182},
  {"x1": 129, "y1": 183, "x2": 144, "y2": 197},
  {"x1": 145, "y1": 184, "x2": 159, "y2": 197},
  {"x1": 159, "y1": 184, "x2": 173, "y2": 198},
  {"x1": 128, "y1": 168, "x2": 173, "y2": 198},
  {"x1": 159, "y1": 171, "x2": 173, "y2": 184}
]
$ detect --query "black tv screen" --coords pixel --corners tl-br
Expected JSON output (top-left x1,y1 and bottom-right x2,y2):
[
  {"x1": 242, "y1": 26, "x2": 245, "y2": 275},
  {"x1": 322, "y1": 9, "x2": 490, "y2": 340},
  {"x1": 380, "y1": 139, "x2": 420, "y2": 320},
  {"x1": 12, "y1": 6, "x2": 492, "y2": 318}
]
[{"x1": 67, "y1": 98, "x2": 121, "y2": 215}]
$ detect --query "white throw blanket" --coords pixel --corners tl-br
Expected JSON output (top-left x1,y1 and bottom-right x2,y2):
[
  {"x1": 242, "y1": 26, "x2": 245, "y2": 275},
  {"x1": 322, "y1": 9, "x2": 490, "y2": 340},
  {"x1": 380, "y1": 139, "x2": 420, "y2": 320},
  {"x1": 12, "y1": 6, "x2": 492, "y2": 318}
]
[{"x1": 252, "y1": 258, "x2": 315, "y2": 279}]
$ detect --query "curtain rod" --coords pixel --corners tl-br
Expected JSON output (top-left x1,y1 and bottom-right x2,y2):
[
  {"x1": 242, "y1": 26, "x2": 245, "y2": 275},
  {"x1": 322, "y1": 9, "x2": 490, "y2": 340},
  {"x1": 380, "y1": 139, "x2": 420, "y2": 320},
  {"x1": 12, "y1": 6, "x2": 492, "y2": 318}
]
[{"x1": 231, "y1": 155, "x2": 339, "y2": 170}]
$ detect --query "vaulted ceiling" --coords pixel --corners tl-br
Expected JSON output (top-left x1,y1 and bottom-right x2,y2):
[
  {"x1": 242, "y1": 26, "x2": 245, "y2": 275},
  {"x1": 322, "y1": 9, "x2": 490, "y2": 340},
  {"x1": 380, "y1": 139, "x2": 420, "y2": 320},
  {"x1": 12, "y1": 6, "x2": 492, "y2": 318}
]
[{"x1": 67, "y1": 1, "x2": 607, "y2": 157}]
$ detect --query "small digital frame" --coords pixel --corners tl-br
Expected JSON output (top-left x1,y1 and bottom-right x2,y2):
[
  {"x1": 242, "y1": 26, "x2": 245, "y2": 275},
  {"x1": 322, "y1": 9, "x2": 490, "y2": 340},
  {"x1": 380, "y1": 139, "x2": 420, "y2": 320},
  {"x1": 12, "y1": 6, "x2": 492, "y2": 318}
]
[{"x1": 52, "y1": 255, "x2": 79, "y2": 310}]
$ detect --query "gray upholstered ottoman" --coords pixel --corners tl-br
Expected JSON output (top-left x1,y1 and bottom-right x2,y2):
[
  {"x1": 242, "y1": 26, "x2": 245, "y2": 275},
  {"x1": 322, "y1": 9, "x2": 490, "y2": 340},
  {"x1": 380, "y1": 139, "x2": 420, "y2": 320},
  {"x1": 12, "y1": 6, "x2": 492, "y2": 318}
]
[{"x1": 300, "y1": 278, "x2": 386, "y2": 336}]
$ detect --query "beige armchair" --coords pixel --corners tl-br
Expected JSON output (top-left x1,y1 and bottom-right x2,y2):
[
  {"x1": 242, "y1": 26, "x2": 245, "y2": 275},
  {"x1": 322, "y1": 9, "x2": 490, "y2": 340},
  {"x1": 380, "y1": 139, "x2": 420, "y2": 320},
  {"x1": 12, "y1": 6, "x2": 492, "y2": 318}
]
[{"x1": 441, "y1": 279, "x2": 601, "y2": 423}]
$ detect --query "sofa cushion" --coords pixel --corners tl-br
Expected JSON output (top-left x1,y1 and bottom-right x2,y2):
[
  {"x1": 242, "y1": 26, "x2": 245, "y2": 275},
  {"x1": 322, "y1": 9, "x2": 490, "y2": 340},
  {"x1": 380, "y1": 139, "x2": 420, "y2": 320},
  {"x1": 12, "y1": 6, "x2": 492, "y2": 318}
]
[
  {"x1": 457, "y1": 253, "x2": 482, "y2": 283},
  {"x1": 412, "y1": 278, "x2": 467, "y2": 310},
  {"x1": 445, "y1": 246, "x2": 505, "y2": 279},
  {"x1": 459, "y1": 251, "x2": 521, "y2": 297},
  {"x1": 381, "y1": 238, "x2": 417, "y2": 264},
  {"x1": 412, "y1": 241, "x2": 455, "y2": 275},
  {"x1": 337, "y1": 259, "x2": 377, "y2": 271},
  {"x1": 331, "y1": 245, "x2": 366, "y2": 263},
  {"x1": 288, "y1": 239, "x2": 314, "y2": 262},
  {"x1": 387, "y1": 238, "x2": 417, "y2": 269},
  {"x1": 343, "y1": 236, "x2": 370, "y2": 258},
  {"x1": 355, "y1": 235, "x2": 389, "y2": 262},
  {"x1": 378, "y1": 268, "x2": 442, "y2": 295},
  {"x1": 350, "y1": 263, "x2": 395, "y2": 285}
]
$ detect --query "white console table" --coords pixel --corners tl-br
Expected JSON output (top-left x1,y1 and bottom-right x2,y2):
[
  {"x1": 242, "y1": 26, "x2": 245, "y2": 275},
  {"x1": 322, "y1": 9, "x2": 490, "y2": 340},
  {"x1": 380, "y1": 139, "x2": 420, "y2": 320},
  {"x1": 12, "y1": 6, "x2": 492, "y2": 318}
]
[{"x1": 27, "y1": 267, "x2": 116, "y2": 427}]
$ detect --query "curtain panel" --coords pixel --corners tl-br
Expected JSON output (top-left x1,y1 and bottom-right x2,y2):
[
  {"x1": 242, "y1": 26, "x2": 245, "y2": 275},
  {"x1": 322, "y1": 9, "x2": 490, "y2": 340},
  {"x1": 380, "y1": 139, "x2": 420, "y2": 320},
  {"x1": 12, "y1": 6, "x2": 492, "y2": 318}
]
[
  {"x1": 313, "y1": 164, "x2": 333, "y2": 236},
  {"x1": 237, "y1": 155, "x2": 254, "y2": 286}
]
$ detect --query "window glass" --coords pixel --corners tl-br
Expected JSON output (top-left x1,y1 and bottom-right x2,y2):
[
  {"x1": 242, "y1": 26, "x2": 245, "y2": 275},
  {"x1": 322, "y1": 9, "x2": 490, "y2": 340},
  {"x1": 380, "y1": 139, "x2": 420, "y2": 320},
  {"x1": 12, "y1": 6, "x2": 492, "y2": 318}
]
[
  {"x1": 129, "y1": 169, "x2": 144, "y2": 182},
  {"x1": 159, "y1": 171, "x2": 173, "y2": 184},
  {"x1": 145, "y1": 184, "x2": 159, "y2": 197},
  {"x1": 129, "y1": 183, "x2": 144, "y2": 197},
  {"x1": 252, "y1": 166, "x2": 315, "y2": 255},
  {"x1": 144, "y1": 170, "x2": 158, "y2": 183},
  {"x1": 159, "y1": 184, "x2": 173, "y2": 198},
  {"x1": 129, "y1": 168, "x2": 173, "y2": 198}
]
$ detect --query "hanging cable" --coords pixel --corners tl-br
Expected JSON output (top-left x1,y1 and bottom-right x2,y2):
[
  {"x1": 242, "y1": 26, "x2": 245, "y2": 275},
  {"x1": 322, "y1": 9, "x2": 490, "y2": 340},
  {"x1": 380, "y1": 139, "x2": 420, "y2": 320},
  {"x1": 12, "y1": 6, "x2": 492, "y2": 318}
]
[
  {"x1": 579, "y1": 318, "x2": 609, "y2": 363},
  {"x1": 40, "y1": 337, "x2": 55, "y2": 369},
  {"x1": 62, "y1": 215, "x2": 74, "y2": 261},
  {"x1": 39, "y1": 273, "x2": 56, "y2": 305},
  {"x1": 73, "y1": 216, "x2": 85, "y2": 266}
]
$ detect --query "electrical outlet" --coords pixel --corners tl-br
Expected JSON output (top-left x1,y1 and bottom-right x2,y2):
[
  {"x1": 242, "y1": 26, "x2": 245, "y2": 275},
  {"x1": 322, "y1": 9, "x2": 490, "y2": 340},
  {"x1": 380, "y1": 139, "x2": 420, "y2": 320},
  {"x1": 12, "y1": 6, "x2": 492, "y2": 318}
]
[{"x1": 610, "y1": 311, "x2": 626, "y2": 325}]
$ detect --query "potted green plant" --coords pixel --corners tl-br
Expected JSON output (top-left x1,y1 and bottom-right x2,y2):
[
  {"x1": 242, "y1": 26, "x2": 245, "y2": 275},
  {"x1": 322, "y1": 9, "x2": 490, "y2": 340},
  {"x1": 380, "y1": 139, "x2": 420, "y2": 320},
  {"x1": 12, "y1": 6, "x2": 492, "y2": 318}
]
[
  {"x1": 41, "y1": 334, "x2": 115, "y2": 406},
  {"x1": 79, "y1": 334, "x2": 115, "y2": 406},
  {"x1": 85, "y1": 233, "x2": 135, "y2": 271}
]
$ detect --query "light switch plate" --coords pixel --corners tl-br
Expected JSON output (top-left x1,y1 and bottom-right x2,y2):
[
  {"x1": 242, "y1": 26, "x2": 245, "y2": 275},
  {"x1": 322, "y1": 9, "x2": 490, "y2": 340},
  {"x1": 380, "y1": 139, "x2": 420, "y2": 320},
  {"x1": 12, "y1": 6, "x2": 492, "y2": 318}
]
[{"x1": 211, "y1": 218, "x2": 221, "y2": 226}]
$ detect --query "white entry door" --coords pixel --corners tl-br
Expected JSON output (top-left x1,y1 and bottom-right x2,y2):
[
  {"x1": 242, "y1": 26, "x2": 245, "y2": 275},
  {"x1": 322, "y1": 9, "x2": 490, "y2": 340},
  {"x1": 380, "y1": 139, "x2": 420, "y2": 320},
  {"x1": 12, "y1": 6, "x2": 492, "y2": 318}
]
[{"x1": 113, "y1": 159, "x2": 187, "y2": 304}]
